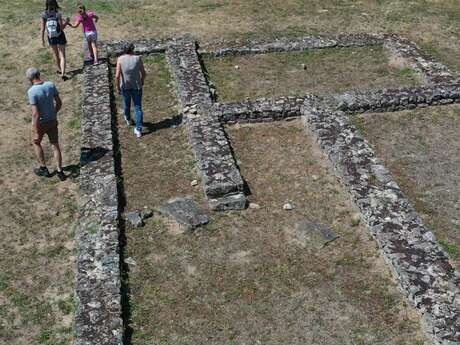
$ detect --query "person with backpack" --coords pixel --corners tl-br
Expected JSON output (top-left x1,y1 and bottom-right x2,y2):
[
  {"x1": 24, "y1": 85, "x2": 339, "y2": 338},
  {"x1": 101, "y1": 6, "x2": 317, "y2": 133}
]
[
  {"x1": 41, "y1": 0, "x2": 69, "y2": 80},
  {"x1": 67, "y1": 3, "x2": 100, "y2": 65}
]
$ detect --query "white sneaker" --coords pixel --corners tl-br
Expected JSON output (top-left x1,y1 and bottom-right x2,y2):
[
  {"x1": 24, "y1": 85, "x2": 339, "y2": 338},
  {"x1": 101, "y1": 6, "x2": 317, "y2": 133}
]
[
  {"x1": 134, "y1": 128, "x2": 142, "y2": 138},
  {"x1": 124, "y1": 116, "x2": 131, "y2": 126}
]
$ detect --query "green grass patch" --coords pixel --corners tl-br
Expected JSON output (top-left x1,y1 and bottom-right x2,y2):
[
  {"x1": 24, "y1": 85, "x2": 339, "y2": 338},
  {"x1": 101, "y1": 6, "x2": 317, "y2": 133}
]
[{"x1": 440, "y1": 240, "x2": 460, "y2": 260}]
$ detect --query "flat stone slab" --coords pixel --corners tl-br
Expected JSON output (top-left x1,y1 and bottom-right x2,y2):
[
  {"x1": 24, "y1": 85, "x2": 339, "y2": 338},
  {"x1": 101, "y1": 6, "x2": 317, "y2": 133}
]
[
  {"x1": 294, "y1": 221, "x2": 339, "y2": 248},
  {"x1": 158, "y1": 198, "x2": 209, "y2": 230}
]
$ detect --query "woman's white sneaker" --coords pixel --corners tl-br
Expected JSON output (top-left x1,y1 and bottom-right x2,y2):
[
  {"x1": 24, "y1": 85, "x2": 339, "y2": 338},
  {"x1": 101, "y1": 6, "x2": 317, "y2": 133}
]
[{"x1": 134, "y1": 128, "x2": 142, "y2": 138}]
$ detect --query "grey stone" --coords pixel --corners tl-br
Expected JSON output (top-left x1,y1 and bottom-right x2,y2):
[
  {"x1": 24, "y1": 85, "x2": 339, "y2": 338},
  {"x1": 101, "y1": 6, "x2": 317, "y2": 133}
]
[
  {"x1": 159, "y1": 197, "x2": 209, "y2": 230},
  {"x1": 209, "y1": 193, "x2": 247, "y2": 211},
  {"x1": 125, "y1": 211, "x2": 144, "y2": 228},
  {"x1": 294, "y1": 221, "x2": 339, "y2": 248}
]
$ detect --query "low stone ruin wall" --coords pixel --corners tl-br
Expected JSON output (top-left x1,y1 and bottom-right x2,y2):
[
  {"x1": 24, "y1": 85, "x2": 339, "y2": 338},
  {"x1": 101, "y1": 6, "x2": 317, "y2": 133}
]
[
  {"x1": 301, "y1": 97, "x2": 460, "y2": 345},
  {"x1": 384, "y1": 35, "x2": 459, "y2": 85},
  {"x1": 211, "y1": 83, "x2": 460, "y2": 124},
  {"x1": 76, "y1": 33, "x2": 460, "y2": 345},
  {"x1": 337, "y1": 83, "x2": 460, "y2": 114},
  {"x1": 103, "y1": 38, "x2": 169, "y2": 57},
  {"x1": 212, "y1": 96, "x2": 307, "y2": 124},
  {"x1": 166, "y1": 39, "x2": 247, "y2": 210},
  {"x1": 199, "y1": 33, "x2": 383, "y2": 57},
  {"x1": 76, "y1": 61, "x2": 123, "y2": 345}
]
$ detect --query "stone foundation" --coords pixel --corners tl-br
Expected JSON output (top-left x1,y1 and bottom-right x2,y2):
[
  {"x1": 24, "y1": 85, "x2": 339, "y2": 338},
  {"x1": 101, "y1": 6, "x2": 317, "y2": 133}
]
[
  {"x1": 76, "y1": 61, "x2": 123, "y2": 345},
  {"x1": 210, "y1": 83, "x2": 460, "y2": 124},
  {"x1": 166, "y1": 39, "x2": 247, "y2": 210},
  {"x1": 384, "y1": 35, "x2": 459, "y2": 85},
  {"x1": 301, "y1": 96, "x2": 460, "y2": 345},
  {"x1": 199, "y1": 34, "x2": 383, "y2": 57},
  {"x1": 76, "y1": 33, "x2": 460, "y2": 345}
]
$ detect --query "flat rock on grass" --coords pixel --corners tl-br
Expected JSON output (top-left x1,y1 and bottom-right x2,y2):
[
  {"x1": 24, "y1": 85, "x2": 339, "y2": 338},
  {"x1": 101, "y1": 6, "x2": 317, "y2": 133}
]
[
  {"x1": 294, "y1": 221, "x2": 339, "y2": 249},
  {"x1": 125, "y1": 211, "x2": 144, "y2": 228},
  {"x1": 158, "y1": 198, "x2": 209, "y2": 230}
]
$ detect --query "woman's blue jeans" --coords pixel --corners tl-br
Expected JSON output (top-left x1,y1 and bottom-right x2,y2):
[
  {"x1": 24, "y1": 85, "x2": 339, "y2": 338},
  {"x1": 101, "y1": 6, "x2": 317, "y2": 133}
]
[{"x1": 122, "y1": 88, "x2": 143, "y2": 131}]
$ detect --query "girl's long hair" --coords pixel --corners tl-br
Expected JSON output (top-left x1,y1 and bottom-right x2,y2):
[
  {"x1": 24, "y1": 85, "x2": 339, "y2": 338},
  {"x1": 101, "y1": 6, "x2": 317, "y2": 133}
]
[{"x1": 45, "y1": 0, "x2": 60, "y2": 11}]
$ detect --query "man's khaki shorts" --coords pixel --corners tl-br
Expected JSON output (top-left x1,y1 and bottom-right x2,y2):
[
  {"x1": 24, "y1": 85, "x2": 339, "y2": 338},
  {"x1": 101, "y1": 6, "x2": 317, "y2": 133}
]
[{"x1": 32, "y1": 120, "x2": 59, "y2": 145}]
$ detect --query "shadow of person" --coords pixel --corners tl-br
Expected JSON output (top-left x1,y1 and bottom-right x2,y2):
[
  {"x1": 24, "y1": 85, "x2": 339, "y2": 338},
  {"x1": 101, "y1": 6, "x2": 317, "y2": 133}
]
[
  {"x1": 141, "y1": 114, "x2": 183, "y2": 136},
  {"x1": 80, "y1": 146, "x2": 110, "y2": 165},
  {"x1": 62, "y1": 164, "x2": 81, "y2": 178}
]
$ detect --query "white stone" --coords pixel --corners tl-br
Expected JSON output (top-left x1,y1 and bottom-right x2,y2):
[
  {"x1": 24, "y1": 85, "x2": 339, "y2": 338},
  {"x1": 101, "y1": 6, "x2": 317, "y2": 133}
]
[
  {"x1": 191, "y1": 180, "x2": 199, "y2": 186},
  {"x1": 249, "y1": 203, "x2": 261, "y2": 210},
  {"x1": 283, "y1": 203, "x2": 295, "y2": 210},
  {"x1": 125, "y1": 257, "x2": 137, "y2": 266}
]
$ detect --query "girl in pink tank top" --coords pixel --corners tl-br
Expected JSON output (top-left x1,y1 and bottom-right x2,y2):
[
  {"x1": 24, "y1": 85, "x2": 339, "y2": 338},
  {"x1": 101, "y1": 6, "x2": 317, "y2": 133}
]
[{"x1": 68, "y1": 3, "x2": 100, "y2": 64}]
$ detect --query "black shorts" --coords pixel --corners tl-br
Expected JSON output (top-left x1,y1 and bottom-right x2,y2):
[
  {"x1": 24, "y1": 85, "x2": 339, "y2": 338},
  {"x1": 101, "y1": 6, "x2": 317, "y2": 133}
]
[{"x1": 48, "y1": 32, "x2": 67, "y2": 46}]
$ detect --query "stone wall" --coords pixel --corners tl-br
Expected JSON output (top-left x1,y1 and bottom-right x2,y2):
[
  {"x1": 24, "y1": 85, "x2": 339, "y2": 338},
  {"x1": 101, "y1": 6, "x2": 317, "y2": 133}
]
[
  {"x1": 384, "y1": 35, "x2": 459, "y2": 85},
  {"x1": 76, "y1": 61, "x2": 123, "y2": 345},
  {"x1": 199, "y1": 34, "x2": 383, "y2": 57},
  {"x1": 103, "y1": 39, "x2": 169, "y2": 57},
  {"x1": 211, "y1": 83, "x2": 460, "y2": 124},
  {"x1": 337, "y1": 84, "x2": 460, "y2": 114},
  {"x1": 301, "y1": 96, "x2": 460, "y2": 345},
  {"x1": 212, "y1": 96, "x2": 306, "y2": 124},
  {"x1": 78, "y1": 34, "x2": 460, "y2": 344},
  {"x1": 166, "y1": 39, "x2": 246, "y2": 210}
]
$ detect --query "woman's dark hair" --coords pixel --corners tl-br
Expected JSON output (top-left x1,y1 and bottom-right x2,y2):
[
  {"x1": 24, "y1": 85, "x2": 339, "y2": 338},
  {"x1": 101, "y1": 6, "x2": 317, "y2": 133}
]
[
  {"x1": 45, "y1": 0, "x2": 60, "y2": 11},
  {"x1": 122, "y1": 43, "x2": 135, "y2": 54}
]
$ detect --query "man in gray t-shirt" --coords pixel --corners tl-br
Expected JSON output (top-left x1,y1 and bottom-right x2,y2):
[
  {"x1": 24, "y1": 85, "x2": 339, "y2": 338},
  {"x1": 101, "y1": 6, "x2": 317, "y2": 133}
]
[
  {"x1": 26, "y1": 67, "x2": 66, "y2": 181},
  {"x1": 115, "y1": 43, "x2": 146, "y2": 138}
]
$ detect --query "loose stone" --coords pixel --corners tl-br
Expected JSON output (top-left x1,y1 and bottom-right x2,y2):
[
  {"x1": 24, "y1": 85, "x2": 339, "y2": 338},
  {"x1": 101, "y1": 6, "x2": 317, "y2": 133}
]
[
  {"x1": 351, "y1": 213, "x2": 361, "y2": 226},
  {"x1": 294, "y1": 221, "x2": 339, "y2": 248},
  {"x1": 158, "y1": 197, "x2": 209, "y2": 230},
  {"x1": 283, "y1": 202, "x2": 295, "y2": 210},
  {"x1": 191, "y1": 179, "x2": 199, "y2": 186},
  {"x1": 125, "y1": 257, "x2": 137, "y2": 266},
  {"x1": 125, "y1": 211, "x2": 144, "y2": 228},
  {"x1": 249, "y1": 202, "x2": 261, "y2": 209}
]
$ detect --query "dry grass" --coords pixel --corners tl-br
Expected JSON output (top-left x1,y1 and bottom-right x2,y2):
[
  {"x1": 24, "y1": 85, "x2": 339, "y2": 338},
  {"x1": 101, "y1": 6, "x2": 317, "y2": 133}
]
[
  {"x1": 203, "y1": 46, "x2": 421, "y2": 102},
  {"x1": 121, "y1": 104, "x2": 427, "y2": 343},
  {"x1": 352, "y1": 105, "x2": 460, "y2": 267},
  {"x1": 1, "y1": 0, "x2": 459, "y2": 343}
]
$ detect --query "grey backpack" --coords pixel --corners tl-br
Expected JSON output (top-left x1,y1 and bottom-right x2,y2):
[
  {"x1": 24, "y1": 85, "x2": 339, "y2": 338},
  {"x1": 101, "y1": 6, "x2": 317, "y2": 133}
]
[{"x1": 45, "y1": 13, "x2": 61, "y2": 38}]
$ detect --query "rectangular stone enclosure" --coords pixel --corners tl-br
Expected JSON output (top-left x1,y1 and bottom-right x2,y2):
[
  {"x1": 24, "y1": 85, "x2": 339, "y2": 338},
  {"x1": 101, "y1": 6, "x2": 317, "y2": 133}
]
[{"x1": 77, "y1": 34, "x2": 460, "y2": 345}]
